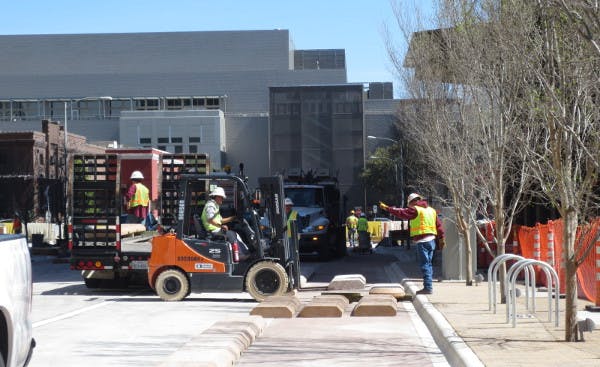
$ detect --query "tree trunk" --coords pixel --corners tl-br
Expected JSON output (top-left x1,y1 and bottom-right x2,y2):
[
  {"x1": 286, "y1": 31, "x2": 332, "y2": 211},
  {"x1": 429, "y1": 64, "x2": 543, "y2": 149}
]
[{"x1": 563, "y1": 212, "x2": 578, "y2": 342}]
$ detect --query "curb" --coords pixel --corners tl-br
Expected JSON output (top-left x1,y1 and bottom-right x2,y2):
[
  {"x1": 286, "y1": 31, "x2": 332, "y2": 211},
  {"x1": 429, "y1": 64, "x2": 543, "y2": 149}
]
[
  {"x1": 385, "y1": 261, "x2": 484, "y2": 367},
  {"x1": 158, "y1": 316, "x2": 268, "y2": 367}
]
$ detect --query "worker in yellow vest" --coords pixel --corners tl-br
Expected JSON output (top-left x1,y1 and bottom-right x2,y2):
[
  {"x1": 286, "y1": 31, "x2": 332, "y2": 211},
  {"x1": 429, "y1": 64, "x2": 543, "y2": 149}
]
[
  {"x1": 379, "y1": 192, "x2": 445, "y2": 295},
  {"x1": 125, "y1": 170, "x2": 149, "y2": 224},
  {"x1": 285, "y1": 197, "x2": 298, "y2": 239},
  {"x1": 345, "y1": 210, "x2": 358, "y2": 247}
]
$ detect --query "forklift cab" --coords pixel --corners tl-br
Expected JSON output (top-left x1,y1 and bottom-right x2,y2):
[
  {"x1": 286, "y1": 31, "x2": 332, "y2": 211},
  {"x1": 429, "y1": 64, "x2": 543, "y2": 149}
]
[{"x1": 148, "y1": 173, "x2": 300, "y2": 301}]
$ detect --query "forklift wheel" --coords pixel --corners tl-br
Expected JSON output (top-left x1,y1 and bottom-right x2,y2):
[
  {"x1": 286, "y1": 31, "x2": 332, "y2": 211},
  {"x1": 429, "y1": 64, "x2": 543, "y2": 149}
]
[
  {"x1": 245, "y1": 262, "x2": 289, "y2": 302},
  {"x1": 155, "y1": 269, "x2": 190, "y2": 301}
]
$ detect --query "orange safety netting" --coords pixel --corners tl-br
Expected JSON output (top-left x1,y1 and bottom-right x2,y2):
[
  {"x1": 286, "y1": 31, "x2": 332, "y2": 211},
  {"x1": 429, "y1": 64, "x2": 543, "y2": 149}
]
[{"x1": 515, "y1": 218, "x2": 600, "y2": 303}]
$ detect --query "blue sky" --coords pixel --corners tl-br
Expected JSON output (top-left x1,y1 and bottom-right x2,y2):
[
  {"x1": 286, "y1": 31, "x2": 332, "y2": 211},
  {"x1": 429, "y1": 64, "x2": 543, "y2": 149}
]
[{"x1": 0, "y1": 1, "x2": 435, "y2": 97}]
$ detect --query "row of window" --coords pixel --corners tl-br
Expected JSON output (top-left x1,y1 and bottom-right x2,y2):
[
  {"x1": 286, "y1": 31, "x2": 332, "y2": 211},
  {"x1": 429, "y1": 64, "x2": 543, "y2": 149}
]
[
  {"x1": 142, "y1": 145, "x2": 199, "y2": 154},
  {"x1": 272, "y1": 102, "x2": 362, "y2": 116},
  {"x1": 0, "y1": 96, "x2": 222, "y2": 121},
  {"x1": 140, "y1": 137, "x2": 201, "y2": 144}
]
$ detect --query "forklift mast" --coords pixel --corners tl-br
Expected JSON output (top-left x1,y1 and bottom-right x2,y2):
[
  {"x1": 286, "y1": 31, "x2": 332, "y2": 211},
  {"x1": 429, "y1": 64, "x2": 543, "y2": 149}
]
[{"x1": 258, "y1": 176, "x2": 289, "y2": 262}]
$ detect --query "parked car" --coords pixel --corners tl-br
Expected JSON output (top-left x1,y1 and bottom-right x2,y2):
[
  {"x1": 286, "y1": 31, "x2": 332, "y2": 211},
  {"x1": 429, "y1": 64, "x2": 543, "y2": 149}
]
[{"x1": 0, "y1": 234, "x2": 35, "y2": 367}]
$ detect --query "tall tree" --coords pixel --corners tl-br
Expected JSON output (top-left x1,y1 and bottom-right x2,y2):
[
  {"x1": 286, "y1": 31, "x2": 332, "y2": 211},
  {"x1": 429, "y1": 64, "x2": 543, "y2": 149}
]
[{"x1": 522, "y1": 0, "x2": 600, "y2": 341}]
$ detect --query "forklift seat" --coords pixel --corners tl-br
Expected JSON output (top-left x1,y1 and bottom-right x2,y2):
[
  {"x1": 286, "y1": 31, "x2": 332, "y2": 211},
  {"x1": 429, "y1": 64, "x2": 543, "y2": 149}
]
[{"x1": 192, "y1": 213, "x2": 225, "y2": 241}]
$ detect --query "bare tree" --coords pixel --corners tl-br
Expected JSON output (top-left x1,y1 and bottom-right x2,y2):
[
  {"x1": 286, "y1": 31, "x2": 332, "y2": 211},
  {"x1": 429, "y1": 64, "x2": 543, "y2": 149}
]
[
  {"x1": 519, "y1": 0, "x2": 600, "y2": 341},
  {"x1": 553, "y1": 0, "x2": 600, "y2": 56},
  {"x1": 386, "y1": 0, "x2": 537, "y2": 290}
]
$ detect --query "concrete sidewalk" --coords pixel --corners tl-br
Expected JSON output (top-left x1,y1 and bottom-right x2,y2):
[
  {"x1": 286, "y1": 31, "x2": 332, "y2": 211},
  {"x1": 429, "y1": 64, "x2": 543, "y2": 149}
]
[
  {"x1": 382, "y1": 246, "x2": 600, "y2": 367},
  {"x1": 161, "y1": 245, "x2": 600, "y2": 366}
]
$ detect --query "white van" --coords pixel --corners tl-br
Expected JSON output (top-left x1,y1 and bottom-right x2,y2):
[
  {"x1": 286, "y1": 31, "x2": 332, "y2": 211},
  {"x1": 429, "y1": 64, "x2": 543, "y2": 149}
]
[{"x1": 0, "y1": 235, "x2": 35, "y2": 367}]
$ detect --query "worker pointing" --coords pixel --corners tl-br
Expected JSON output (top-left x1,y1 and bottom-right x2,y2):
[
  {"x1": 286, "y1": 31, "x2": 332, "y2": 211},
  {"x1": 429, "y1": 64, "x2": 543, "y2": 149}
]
[{"x1": 380, "y1": 192, "x2": 445, "y2": 295}]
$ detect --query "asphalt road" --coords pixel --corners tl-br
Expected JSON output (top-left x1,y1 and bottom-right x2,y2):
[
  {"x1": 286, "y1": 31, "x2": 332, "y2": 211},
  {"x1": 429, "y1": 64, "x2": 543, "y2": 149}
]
[{"x1": 27, "y1": 249, "x2": 446, "y2": 367}]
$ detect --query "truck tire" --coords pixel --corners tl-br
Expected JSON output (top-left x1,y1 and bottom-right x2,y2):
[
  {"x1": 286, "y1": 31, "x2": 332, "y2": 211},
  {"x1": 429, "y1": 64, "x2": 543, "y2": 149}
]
[
  {"x1": 245, "y1": 261, "x2": 288, "y2": 301},
  {"x1": 155, "y1": 269, "x2": 189, "y2": 301}
]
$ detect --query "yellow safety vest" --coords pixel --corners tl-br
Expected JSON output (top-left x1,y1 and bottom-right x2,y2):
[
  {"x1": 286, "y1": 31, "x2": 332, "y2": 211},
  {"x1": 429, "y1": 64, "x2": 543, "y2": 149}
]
[
  {"x1": 129, "y1": 183, "x2": 149, "y2": 208},
  {"x1": 287, "y1": 210, "x2": 298, "y2": 238},
  {"x1": 346, "y1": 215, "x2": 358, "y2": 229},
  {"x1": 409, "y1": 206, "x2": 437, "y2": 237},
  {"x1": 201, "y1": 200, "x2": 222, "y2": 232}
]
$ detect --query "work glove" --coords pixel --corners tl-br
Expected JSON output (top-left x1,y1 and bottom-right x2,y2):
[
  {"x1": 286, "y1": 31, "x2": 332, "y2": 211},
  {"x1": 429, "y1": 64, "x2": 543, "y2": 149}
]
[
  {"x1": 437, "y1": 237, "x2": 446, "y2": 250},
  {"x1": 379, "y1": 202, "x2": 389, "y2": 211}
]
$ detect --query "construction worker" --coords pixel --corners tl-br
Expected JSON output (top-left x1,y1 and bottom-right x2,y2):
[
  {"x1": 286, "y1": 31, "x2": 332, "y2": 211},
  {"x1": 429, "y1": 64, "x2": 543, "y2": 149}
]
[
  {"x1": 125, "y1": 170, "x2": 149, "y2": 224},
  {"x1": 379, "y1": 192, "x2": 445, "y2": 295},
  {"x1": 201, "y1": 186, "x2": 250, "y2": 257},
  {"x1": 284, "y1": 197, "x2": 299, "y2": 241},
  {"x1": 346, "y1": 210, "x2": 358, "y2": 247}
]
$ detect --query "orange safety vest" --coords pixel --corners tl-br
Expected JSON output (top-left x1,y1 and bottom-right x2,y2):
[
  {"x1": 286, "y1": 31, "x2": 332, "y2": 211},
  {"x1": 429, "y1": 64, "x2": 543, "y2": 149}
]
[
  {"x1": 409, "y1": 206, "x2": 437, "y2": 237},
  {"x1": 129, "y1": 183, "x2": 149, "y2": 208}
]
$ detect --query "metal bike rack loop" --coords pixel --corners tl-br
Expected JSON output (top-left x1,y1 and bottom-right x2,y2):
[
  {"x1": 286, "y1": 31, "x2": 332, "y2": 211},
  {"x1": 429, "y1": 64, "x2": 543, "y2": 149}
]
[
  {"x1": 488, "y1": 253, "x2": 525, "y2": 313},
  {"x1": 507, "y1": 259, "x2": 560, "y2": 327}
]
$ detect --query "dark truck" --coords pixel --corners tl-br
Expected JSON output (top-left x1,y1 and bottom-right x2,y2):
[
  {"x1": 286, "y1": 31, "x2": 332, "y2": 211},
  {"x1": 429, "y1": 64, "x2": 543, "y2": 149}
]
[
  {"x1": 284, "y1": 169, "x2": 346, "y2": 260},
  {"x1": 68, "y1": 151, "x2": 209, "y2": 288}
]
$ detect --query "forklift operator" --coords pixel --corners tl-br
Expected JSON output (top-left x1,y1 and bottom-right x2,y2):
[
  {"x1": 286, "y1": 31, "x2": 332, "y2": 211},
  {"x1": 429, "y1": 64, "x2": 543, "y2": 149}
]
[{"x1": 201, "y1": 187, "x2": 250, "y2": 256}]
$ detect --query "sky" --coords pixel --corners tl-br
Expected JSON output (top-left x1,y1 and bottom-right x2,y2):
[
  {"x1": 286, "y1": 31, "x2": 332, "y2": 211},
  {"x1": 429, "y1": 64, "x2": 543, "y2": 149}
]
[{"x1": 0, "y1": 0, "x2": 435, "y2": 98}]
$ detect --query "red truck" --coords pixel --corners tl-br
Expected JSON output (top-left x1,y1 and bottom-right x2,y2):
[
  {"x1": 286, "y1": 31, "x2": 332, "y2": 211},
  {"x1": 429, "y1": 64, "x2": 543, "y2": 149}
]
[{"x1": 68, "y1": 150, "x2": 210, "y2": 288}]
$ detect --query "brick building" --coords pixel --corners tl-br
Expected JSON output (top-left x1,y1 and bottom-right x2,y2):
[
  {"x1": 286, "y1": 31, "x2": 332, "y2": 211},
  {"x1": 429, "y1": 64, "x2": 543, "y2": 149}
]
[{"x1": 0, "y1": 120, "x2": 104, "y2": 220}]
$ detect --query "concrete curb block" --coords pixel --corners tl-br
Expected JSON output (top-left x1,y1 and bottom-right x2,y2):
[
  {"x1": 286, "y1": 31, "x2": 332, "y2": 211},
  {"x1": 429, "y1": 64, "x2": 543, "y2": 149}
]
[
  {"x1": 159, "y1": 316, "x2": 267, "y2": 367},
  {"x1": 385, "y1": 261, "x2": 484, "y2": 367}
]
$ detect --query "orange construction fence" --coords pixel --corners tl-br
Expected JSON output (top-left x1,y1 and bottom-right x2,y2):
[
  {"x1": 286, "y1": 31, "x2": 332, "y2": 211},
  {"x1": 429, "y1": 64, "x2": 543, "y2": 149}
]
[{"x1": 511, "y1": 218, "x2": 600, "y2": 304}]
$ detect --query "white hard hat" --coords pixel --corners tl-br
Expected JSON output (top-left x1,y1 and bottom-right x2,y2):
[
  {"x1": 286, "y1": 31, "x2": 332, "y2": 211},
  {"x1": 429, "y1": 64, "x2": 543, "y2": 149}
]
[
  {"x1": 209, "y1": 187, "x2": 226, "y2": 198},
  {"x1": 130, "y1": 170, "x2": 144, "y2": 180},
  {"x1": 284, "y1": 197, "x2": 294, "y2": 206},
  {"x1": 407, "y1": 193, "x2": 423, "y2": 203}
]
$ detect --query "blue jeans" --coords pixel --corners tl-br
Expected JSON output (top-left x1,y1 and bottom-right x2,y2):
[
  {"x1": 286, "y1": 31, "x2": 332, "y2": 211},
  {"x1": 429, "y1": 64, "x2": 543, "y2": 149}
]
[{"x1": 416, "y1": 239, "x2": 436, "y2": 291}]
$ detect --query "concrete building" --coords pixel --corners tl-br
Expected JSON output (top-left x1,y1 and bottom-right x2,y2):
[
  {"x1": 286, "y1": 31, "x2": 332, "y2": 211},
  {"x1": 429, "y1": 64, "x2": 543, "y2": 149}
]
[{"x1": 0, "y1": 30, "x2": 399, "y2": 211}]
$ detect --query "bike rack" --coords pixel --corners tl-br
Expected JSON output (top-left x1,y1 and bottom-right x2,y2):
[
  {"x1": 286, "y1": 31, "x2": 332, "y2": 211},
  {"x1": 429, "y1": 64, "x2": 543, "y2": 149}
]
[
  {"x1": 488, "y1": 253, "x2": 525, "y2": 313},
  {"x1": 507, "y1": 259, "x2": 560, "y2": 327}
]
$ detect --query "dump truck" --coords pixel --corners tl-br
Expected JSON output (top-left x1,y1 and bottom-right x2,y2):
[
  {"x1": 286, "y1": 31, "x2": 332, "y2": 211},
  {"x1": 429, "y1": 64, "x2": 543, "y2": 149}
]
[
  {"x1": 284, "y1": 168, "x2": 345, "y2": 260},
  {"x1": 148, "y1": 173, "x2": 301, "y2": 301},
  {"x1": 68, "y1": 150, "x2": 209, "y2": 288}
]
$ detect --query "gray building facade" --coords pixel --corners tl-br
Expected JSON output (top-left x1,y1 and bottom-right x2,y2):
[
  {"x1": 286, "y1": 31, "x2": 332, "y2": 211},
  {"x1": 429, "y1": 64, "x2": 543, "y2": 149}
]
[{"x1": 0, "y1": 29, "x2": 397, "y2": 208}]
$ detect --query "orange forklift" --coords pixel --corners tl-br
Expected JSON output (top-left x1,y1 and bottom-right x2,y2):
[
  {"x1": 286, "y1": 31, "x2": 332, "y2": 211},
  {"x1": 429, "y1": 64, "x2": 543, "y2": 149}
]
[{"x1": 148, "y1": 173, "x2": 301, "y2": 301}]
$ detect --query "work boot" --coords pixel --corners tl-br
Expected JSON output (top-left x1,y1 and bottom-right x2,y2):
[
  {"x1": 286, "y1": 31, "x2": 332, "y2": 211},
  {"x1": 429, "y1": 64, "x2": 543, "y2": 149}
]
[{"x1": 416, "y1": 288, "x2": 432, "y2": 295}]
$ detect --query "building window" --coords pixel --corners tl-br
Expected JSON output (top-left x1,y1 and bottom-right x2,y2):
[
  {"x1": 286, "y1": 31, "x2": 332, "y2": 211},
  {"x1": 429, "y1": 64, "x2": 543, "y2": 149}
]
[
  {"x1": 189, "y1": 145, "x2": 198, "y2": 153},
  {"x1": 192, "y1": 98, "x2": 205, "y2": 108},
  {"x1": 166, "y1": 97, "x2": 191, "y2": 110},
  {"x1": 140, "y1": 138, "x2": 151, "y2": 144},
  {"x1": 189, "y1": 137, "x2": 201, "y2": 143},
  {"x1": 171, "y1": 137, "x2": 182, "y2": 143},
  {"x1": 206, "y1": 98, "x2": 220, "y2": 109},
  {"x1": 174, "y1": 145, "x2": 183, "y2": 153},
  {"x1": 157, "y1": 137, "x2": 169, "y2": 144},
  {"x1": 157, "y1": 145, "x2": 167, "y2": 151},
  {"x1": 134, "y1": 98, "x2": 159, "y2": 110}
]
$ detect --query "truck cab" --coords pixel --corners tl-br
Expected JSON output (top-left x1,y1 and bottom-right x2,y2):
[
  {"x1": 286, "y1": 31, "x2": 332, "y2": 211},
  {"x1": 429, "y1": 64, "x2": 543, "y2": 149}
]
[
  {"x1": 0, "y1": 235, "x2": 35, "y2": 367},
  {"x1": 284, "y1": 169, "x2": 345, "y2": 260}
]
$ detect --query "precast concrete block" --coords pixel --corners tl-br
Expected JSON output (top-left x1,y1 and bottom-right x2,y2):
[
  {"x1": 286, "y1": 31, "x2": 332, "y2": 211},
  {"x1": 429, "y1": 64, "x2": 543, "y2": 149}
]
[
  {"x1": 327, "y1": 273, "x2": 366, "y2": 290},
  {"x1": 298, "y1": 295, "x2": 348, "y2": 318},
  {"x1": 352, "y1": 294, "x2": 398, "y2": 317},
  {"x1": 368, "y1": 283, "x2": 406, "y2": 300},
  {"x1": 249, "y1": 296, "x2": 302, "y2": 318},
  {"x1": 320, "y1": 290, "x2": 366, "y2": 303}
]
